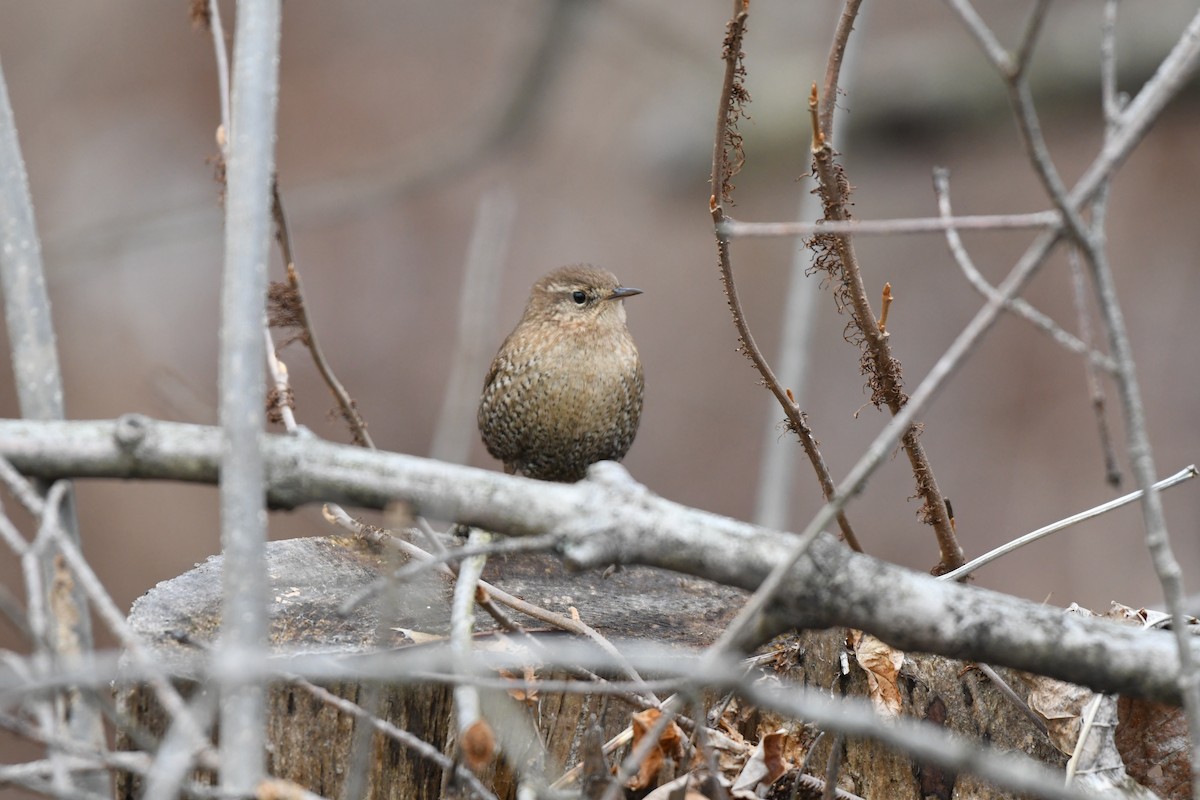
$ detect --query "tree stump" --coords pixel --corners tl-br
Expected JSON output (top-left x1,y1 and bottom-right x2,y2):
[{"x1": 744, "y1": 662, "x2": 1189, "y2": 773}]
[{"x1": 114, "y1": 533, "x2": 747, "y2": 799}]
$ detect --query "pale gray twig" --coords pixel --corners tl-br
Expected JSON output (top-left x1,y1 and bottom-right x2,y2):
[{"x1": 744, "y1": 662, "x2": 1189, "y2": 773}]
[
  {"x1": 1012, "y1": 0, "x2": 1052, "y2": 78},
  {"x1": 931, "y1": 169, "x2": 1116, "y2": 373},
  {"x1": 450, "y1": 528, "x2": 489, "y2": 765},
  {"x1": 264, "y1": 328, "x2": 299, "y2": 434},
  {"x1": 216, "y1": 0, "x2": 283, "y2": 792},
  {"x1": 0, "y1": 50, "x2": 103, "y2": 796},
  {"x1": 719, "y1": 210, "x2": 1060, "y2": 238},
  {"x1": 939, "y1": 465, "x2": 1197, "y2": 583},
  {"x1": 0, "y1": 453, "x2": 47, "y2": 516}
]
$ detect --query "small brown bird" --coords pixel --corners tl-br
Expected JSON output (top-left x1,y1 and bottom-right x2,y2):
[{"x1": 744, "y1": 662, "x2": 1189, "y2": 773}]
[{"x1": 478, "y1": 265, "x2": 644, "y2": 482}]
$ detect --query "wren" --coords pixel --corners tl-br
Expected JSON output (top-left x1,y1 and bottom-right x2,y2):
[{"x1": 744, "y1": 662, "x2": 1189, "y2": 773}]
[{"x1": 478, "y1": 265, "x2": 644, "y2": 482}]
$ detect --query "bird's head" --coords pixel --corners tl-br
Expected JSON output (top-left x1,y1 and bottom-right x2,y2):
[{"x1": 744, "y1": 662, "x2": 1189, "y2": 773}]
[{"x1": 525, "y1": 265, "x2": 642, "y2": 329}]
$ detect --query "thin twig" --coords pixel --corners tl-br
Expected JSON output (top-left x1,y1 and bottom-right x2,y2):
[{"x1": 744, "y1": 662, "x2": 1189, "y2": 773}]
[
  {"x1": 820, "y1": 733, "x2": 844, "y2": 800},
  {"x1": 939, "y1": 465, "x2": 1197, "y2": 582},
  {"x1": 0, "y1": 453, "x2": 48, "y2": 516},
  {"x1": 1100, "y1": 0, "x2": 1123, "y2": 124},
  {"x1": 270, "y1": 186, "x2": 375, "y2": 449},
  {"x1": 1068, "y1": 246, "x2": 1122, "y2": 486},
  {"x1": 207, "y1": 0, "x2": 232, "y2": 145},
  {"x1": 264, "y1": 327, "x2": 299, "y2": 434},
  {"x1": 719, "y1": 210, "x2": 1060, "y2": 238},
  {"x1": 932, "y1": 169, "x2": 1116, "y2": 373},
  {"x1": 974, "y1": 663, "x2": 1049, "y2": 737},
  {"x1": 367, "y1": 533, "x2": 560, "y2": 589},
  {"x1": 1012, "y1": 0, "x2": 1053, "y2": 78},
  {"x1": 943, "y1": 0, "x2": 1014, "y2": 74},
  {"x1": 1078, "y1": 0, "x2": 1125, "y2": 488}
]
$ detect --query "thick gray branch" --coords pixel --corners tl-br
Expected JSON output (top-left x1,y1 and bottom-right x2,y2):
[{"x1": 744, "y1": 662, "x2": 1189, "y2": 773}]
[{"x1": 0, "y1": 416, "x2": 1195, "y2": 705}]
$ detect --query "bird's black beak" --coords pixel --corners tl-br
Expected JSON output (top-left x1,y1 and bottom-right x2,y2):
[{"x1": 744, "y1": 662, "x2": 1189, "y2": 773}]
[{"x1": 608, "y1": 286, "x2": 643, "y2": 301}]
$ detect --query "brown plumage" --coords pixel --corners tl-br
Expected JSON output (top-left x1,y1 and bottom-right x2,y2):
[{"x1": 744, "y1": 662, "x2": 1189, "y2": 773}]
[{"x1": 478, "y1": 265, "x2": 644, "y2": 482}]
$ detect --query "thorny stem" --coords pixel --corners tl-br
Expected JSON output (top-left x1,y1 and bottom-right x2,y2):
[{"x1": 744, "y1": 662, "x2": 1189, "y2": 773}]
[
  {"x1": 809, "y1": 84, "x2": 962, "y2": 573},
  {"x1": 710, "y1": 0, "x2": 749, "y2": 208},
  {"x1": 709, "y1": 0, "x2": 860, "y2": 551},
  {"x1": 818, "y1": 0, "x2": 864, "y2": 143}
]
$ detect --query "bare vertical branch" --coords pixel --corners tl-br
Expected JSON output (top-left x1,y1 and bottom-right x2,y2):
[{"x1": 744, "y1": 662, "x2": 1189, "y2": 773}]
[
  {"x1": 217, "y1": 0, "x2": 282, "y2": 793},
  {"x1": 0, "y1": 51, "x2": 106, "y2": 797},
  {"x1": 450, "y1": 530, "x2": 494, "y2": 774}
]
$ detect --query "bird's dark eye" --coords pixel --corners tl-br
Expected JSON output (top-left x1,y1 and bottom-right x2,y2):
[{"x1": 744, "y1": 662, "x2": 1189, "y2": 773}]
[{"x1": 571, "y1": 290, "x2": 588, "y2": 305}]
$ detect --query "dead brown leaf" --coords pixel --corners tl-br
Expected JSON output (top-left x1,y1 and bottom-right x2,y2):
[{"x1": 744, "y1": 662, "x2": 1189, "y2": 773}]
[
  {"x1": 627, "y1": 709, "x2": 685, "y2": 791},
  {"x1": 1117, "y1": 695, "x2": 1191, "y2": 800},
  {"x1": 730, "y1": 730, "x2": 790, "y2": 794},
  {"x1": 850, "y1": 630, "x2": 904, "y2": 718}
]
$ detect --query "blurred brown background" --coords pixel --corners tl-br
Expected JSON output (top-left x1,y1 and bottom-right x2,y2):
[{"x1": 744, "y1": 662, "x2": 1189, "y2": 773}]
[{"x1": 0, "y1": 0, "x2": 1198, "y2": 652}]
